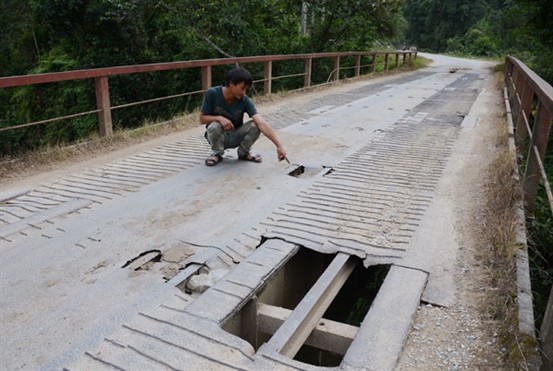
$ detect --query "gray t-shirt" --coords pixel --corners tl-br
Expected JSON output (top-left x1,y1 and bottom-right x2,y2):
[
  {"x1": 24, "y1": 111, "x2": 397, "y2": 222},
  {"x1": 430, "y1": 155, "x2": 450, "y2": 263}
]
[{"x1": 200, "y1": 86, "x2": 257, "y2": 129}]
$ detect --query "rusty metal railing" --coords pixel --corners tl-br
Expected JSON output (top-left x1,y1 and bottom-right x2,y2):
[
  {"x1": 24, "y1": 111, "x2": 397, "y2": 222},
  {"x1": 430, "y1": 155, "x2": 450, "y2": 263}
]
[
  {"x1": 504, "y1": 55, "x2": 553, "y2": 368},
  {"x1": 505, "y1": 55, "x2": 552, "y2": 217},
  {"x1": 0, "y1": 51, "x2": 416, "y2": 137}
]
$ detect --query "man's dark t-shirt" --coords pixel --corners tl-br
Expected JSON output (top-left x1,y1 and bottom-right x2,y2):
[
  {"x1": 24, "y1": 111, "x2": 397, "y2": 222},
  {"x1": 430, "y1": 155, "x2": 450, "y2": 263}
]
[{"x1": 200, "y1": 86, "x2": 257, "y2": 129}]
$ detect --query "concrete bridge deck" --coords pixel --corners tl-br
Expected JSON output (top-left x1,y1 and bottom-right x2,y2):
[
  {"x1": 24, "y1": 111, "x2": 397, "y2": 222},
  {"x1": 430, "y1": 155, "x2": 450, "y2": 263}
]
[{"x1": 0, "y1": 54, "x2": 501, "y2": 370}]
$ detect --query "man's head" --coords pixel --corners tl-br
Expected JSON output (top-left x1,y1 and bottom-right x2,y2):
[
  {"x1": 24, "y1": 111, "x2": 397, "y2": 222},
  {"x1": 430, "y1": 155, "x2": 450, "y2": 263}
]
[{"x1": 225, "y1": 67, "x2": 253, "y2": 88}]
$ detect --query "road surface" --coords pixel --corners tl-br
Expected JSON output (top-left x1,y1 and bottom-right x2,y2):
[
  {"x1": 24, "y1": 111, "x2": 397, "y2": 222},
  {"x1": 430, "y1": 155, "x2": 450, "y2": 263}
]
[{"x1": 0, "y1": 54, "x2": 503, "y2": 370}]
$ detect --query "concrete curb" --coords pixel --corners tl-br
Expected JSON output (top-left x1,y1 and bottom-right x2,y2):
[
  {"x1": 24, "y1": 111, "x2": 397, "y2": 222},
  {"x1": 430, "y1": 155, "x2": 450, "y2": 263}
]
[{"x1": 503, "y1": 87, "x2": 537, "y2": 339}]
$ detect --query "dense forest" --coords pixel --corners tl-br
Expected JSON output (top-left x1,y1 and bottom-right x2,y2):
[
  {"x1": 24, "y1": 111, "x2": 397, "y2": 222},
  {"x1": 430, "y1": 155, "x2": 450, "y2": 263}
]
[
  {"x1": 1, "y1": 0, "x2": 552, "y2": 340},
  {"x1": 1, "y1": 0, "x2": 551, "y2": 152}
]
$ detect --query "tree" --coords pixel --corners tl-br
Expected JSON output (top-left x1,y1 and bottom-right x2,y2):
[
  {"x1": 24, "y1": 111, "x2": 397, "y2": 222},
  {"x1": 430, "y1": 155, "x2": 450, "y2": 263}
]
[
  {"x1": 0, "y1": 0, "x2": 409, "y2": 155},
  {"x1": 404, "y1": 0, "x2": 489, "y2": 52}
]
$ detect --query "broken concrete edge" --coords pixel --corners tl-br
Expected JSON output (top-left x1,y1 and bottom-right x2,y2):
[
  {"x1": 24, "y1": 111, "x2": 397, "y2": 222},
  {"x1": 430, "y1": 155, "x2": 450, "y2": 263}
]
[
  {"x1": 66, "y1": 238, "x2": 429, "y2": 371},
  {"x1": 504, "y1": 87, "x2": 538, "y2": 341},
  {"x1": 341, "y1": 265, "x2": 428, "y2": 371},
  {"x1": 261, "y1": 232, "x2": 402, "y2": 268},
  {"x1": 39, "y1": 263, "x2": 203, "y2": 371},
  {"x1": 178, "y1": 237, "x2": 425, "y2": 370},
  {"x1": 183, "y1": 238, "x2": 301, "y2": 325}
]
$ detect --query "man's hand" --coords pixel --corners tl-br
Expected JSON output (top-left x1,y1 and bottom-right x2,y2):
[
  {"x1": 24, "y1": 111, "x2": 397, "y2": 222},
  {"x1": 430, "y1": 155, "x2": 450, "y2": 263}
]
[
  {"x1": 219, "y1": 116, "x2": 234, "y2": 131},
  {"x1": 277, "y1": 146, "x2": 289, "y2": 163}
]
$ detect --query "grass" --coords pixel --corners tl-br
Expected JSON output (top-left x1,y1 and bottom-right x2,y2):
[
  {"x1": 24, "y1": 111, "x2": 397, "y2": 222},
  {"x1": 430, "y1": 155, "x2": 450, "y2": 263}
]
[
  {"x1": 476, "y1": 116, "x2": 542, "y2": 369},
  {"x1": 0, "y1": 113, "x2": 199, "y2": 181}
]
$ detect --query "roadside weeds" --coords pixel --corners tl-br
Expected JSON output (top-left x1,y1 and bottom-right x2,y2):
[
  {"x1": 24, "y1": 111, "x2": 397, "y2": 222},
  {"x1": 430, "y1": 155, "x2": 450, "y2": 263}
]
[{"x1": 475, "y1": 116, "x2": 541, "y2": 369}]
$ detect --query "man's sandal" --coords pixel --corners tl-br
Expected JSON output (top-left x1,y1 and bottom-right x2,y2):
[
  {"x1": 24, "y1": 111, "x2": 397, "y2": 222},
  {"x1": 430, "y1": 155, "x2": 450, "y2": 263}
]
[
  {"x1": 238, "y1": 153, "x2": 262, "y2": 163},
  {"x1": 205, "y1": 154, "x2": 223, "y2": 166}
]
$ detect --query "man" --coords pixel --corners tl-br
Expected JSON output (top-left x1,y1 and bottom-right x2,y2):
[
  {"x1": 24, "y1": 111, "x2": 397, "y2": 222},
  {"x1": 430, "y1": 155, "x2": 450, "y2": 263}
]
[{"x1": 200, "y1": 67, "x2": 288, "y2": 166}]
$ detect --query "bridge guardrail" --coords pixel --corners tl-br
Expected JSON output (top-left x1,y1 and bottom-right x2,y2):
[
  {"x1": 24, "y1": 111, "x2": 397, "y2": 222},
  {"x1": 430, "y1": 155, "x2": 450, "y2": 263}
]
[
  {"x1": 0, "y1": 51, "x2": 416, "y2": 137},
  {"x1": 504, "y1": 55, "x2": 553, "y2": 369}
]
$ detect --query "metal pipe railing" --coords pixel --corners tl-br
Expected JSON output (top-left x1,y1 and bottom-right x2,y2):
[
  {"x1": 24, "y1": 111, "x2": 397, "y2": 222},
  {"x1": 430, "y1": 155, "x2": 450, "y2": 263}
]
[
  {"x1": 0, "y1": 51, "x2": 416, "y2": 137},
  {"x1": 505, "y1": 55, "x2": 552, "y2": 217},
  {"x1": 505, "y1": 55, "x2": 553, "y2": 370}
]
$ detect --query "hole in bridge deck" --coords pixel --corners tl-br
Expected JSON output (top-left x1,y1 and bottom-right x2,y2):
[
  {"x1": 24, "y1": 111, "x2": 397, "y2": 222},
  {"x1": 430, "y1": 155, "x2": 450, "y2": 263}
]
[
  {"x1": 288, "y1": 165, "x2": 305, "y2": 177},
  {"x1": 287, "y1": 165, "x2": 333, "y2": 178},
  {"x1": 294, "y1": 262, "x2": 390, "y2": 367},
  {"x1": 222, "y1": 247, "x2": 390, "y2": 367},
  {"x1": 121, "y1": 250, "x2": 162, "y2": 270}
]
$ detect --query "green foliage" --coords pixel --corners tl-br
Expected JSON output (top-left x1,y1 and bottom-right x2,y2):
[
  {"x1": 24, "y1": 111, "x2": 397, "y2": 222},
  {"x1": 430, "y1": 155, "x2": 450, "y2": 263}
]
[
  {"x1": 0, "y1": 0, "x2": 36, "y2": 77},
  {"x1": 527, "y1": 132, "x2": 553, "y2": 330},
  {"x1": 528, "y1": 186, "x2": 553, "y2": 330},
  {"x1": 446, "y1": 36, "x2": 464, "y2": 54},
  {"x1": 464, "y1": 28, "x2": 498, "y2": 56},
  {"x1": 1, "y1": 0, "x2": 410, "y2": 156},
  {"x1": 404, "y1": 0, "x2": 489, "y2": 52}
]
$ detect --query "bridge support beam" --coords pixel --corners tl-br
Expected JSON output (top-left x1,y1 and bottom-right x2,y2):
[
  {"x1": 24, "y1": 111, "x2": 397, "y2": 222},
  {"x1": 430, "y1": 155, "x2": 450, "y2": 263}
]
[{"x1": 260, "y1": 253, "x2": 356, "y2": 358}]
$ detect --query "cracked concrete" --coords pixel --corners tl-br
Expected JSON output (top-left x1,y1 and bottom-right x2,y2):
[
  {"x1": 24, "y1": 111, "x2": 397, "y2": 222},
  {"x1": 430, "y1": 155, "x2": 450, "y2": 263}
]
[{"x1": 0, "y1": 53, "x2": 504, "y2": 370}]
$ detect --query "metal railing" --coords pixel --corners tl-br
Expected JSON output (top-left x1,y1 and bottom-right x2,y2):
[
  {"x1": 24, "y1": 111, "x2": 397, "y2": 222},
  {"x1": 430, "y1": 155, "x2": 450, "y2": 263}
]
[
  {"x1": 505, "y1": 55, "x2": 553, "y2": 216},
  {"x1": 0, "y1": 50, "x2": 416, "y2": 137},
  {"x1": 504, "y1": 55, "x2": 553, "y2": 369}
]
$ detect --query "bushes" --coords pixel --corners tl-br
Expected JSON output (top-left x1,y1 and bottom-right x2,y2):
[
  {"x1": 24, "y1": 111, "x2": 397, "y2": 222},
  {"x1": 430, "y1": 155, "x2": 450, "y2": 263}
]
[{"x1": 1, "y1": 0, "x2": 410, "y2": 156}]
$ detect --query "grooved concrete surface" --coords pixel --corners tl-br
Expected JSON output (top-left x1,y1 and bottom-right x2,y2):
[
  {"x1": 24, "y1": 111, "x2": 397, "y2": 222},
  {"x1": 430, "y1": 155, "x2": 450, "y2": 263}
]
[{"x1": 0, "y1": 54, "x2": 498, "y2": 370}]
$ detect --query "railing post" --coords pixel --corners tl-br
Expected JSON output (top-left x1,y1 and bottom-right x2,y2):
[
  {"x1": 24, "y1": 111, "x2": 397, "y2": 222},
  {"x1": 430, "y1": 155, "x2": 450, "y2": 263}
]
[
  {"x1": 395, "y1": 53, "x2": 399, "y2": 68},
  {"x1": 304, "y1": 57, "x2": 312, "y2": 87},
  {"x1": 94, "y1": 76, "x2": 112, "y2": 137},
  {"x1": 264, "y1": 61, "x2": 272, "y2": 94},
  {"x1": 542, "y1": 285, "x2": 553, "y2": 371},
  {"x1": 515, "y1": 83, "x2": 534, "y2": 148},
  {"x1": 371, "y1": 53, "x2": 376, "y2": 72},
  {"x1": 522, "y1": 102, "x2": 552, "y2": 216},
  {"x1": 355, "y1": 55, "x2": 361, "y2": 77},
  {"x1": 333, "y1": 56, "x2": 340, "y2": 81},
  {"x1": 201, "y1": 66, "x2": 212, "y2": 93},
  {"x1": 384, "y1": 53, "x2": 389, "y2": 71}
]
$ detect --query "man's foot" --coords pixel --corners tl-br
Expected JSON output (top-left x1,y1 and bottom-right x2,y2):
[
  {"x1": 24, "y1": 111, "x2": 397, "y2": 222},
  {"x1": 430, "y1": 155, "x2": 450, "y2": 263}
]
[
  {"x1": 205, "y1": 154, "x2": 223, "y2": 166},
  {"x1": 238, "y1": 153, "x2": 262, "y2": 163}
]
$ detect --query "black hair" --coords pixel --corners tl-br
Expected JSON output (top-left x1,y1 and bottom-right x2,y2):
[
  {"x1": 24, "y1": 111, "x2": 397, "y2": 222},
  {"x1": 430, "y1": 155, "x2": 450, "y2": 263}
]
[{"x1": 225, "y1": 67, "x2": 253, "y2": 87}]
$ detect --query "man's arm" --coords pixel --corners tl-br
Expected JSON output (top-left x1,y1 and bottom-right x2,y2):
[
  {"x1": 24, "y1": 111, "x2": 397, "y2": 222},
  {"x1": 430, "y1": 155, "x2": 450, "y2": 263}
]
[
  {"x1": 199, "y1": 112, "x2": 234, "y2": 131},
  {"x1": 199, "y1": 88, "x2": 234, "y2": 131},
  {"x1": 251, "y1": 114, "x2": 288, "y2": 161}
]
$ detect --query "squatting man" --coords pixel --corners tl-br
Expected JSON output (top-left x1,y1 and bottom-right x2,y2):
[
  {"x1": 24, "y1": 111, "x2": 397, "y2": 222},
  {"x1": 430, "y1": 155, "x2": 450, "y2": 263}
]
[{"x1": 200, "y1": 67, "x2": 288, "y2": 166}]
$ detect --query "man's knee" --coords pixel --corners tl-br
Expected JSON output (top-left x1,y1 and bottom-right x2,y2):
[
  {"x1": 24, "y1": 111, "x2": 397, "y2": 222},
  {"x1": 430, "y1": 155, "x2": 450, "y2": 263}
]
[
  {"x1": 244, "y1": 120, "x2": 260, "y2": 137},
  {"x1": 206, "y1": 121, "x2": 224, "y2": 136}
]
